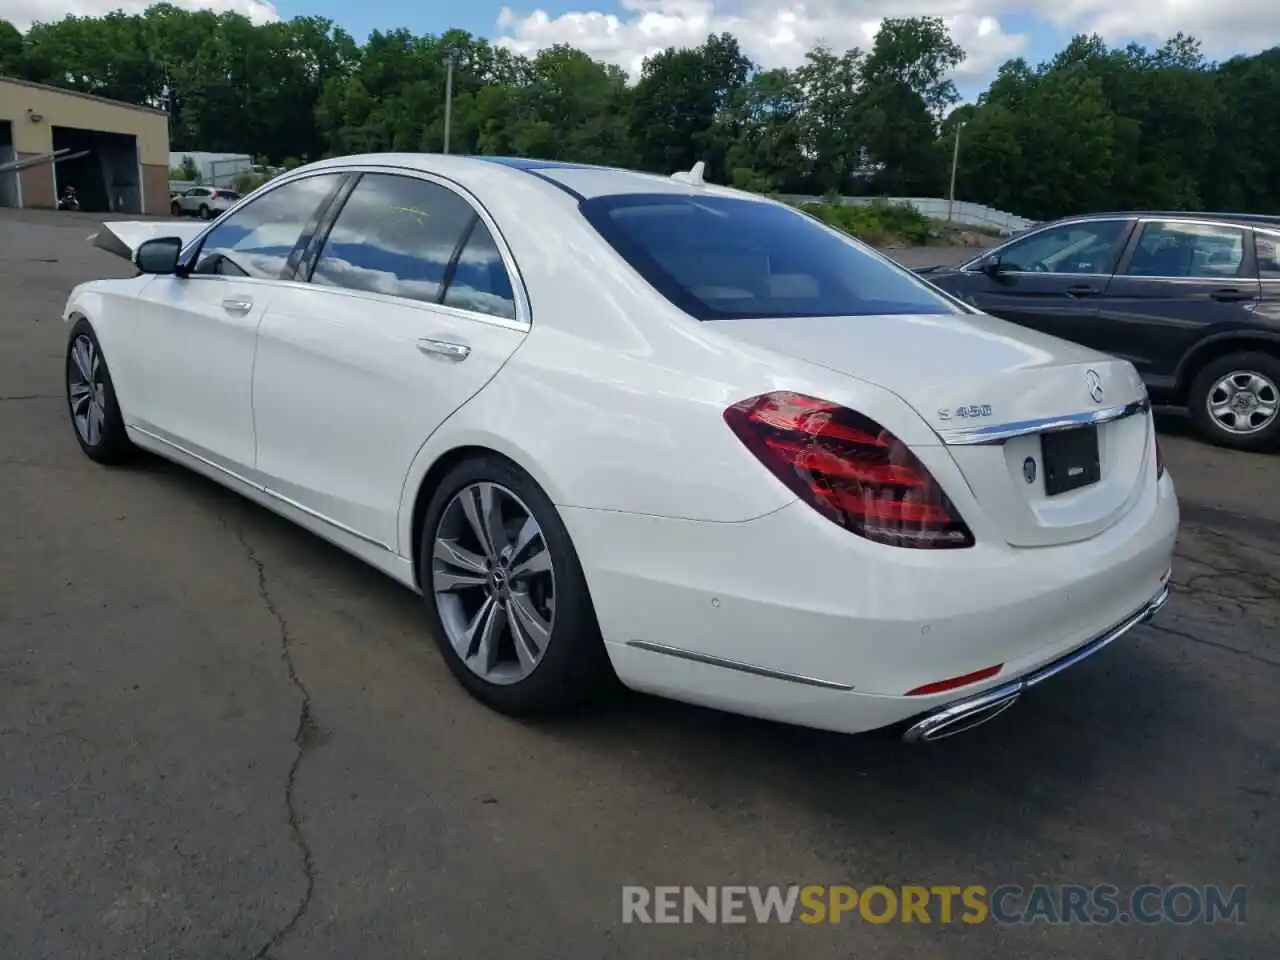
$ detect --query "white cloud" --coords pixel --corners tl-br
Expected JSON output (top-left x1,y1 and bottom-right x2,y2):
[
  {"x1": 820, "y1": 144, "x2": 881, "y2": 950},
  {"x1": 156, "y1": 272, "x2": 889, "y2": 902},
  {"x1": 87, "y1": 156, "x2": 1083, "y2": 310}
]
[
  {"x1": 493, "y1": 0, "x2": 1278, "y2": 87},
  {"x1": 1039, "y1": 0, "x2": 1280, "y2": 57},
  {"x1": 0, "y1": 0, "x2": 278, "y2": 31},
  {"x1": 494, "y1": 1, "x2": 1028, "y2": 82}
]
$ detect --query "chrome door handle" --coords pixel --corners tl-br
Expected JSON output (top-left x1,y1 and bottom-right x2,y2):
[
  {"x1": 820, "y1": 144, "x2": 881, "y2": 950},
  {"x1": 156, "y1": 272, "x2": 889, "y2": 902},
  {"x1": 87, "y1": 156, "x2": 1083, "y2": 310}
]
[
  {"x1": 417, "y1": 338, "x2": 471, "y2": 361},
  {"x1": 221, "y1": 297, "x2": 253, "y2": 315}
]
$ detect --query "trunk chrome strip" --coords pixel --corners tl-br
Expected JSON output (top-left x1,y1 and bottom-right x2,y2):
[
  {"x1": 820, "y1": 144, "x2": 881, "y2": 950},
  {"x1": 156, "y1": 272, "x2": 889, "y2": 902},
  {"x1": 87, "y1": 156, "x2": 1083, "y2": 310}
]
[{"x1": 939, "y1": 397, "x2": 1151, "y2": 445}]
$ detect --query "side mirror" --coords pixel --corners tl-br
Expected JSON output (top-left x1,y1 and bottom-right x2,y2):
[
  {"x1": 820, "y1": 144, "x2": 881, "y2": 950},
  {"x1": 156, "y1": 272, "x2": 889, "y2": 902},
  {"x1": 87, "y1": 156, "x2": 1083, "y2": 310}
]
[
  {"x1": 134, "y1": 237, "x2": 183, "y2": 275},
  {"x1": 979, "y1": 253, "x2": 1004, "y2": 277}
]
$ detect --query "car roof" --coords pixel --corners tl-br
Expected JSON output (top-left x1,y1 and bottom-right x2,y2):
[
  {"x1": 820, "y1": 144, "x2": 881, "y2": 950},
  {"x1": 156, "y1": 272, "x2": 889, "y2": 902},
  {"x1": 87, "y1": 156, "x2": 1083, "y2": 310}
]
[
  {"x1": 1054, "y1": 210, "x2": 1280, "y2": 228},
  {"x1": 297, "y1": 152, "x2": 764, "y2": 203}
]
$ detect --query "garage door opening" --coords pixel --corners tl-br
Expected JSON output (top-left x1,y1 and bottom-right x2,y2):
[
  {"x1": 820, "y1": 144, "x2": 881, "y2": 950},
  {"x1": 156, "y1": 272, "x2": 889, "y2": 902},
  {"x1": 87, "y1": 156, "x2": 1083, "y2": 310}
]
[
  {"x1": 0, "y1": 121, "x2": 16, "y2": 207},
  {"x1": 51, "y1": 126, "x2": 141, "y2": 214}
]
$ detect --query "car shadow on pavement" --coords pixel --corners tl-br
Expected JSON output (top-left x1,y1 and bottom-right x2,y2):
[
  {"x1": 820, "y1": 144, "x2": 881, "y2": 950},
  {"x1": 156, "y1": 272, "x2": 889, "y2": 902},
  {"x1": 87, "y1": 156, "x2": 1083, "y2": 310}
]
[{"x1": 132, "y1": 447, "x2": 1229, "y2": 880}]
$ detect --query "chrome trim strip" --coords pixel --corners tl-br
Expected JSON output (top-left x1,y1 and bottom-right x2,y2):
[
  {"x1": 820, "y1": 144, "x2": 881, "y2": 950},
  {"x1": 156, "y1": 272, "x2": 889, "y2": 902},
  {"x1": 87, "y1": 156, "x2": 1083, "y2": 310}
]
[
  {"x1": 127, "y1": 424, "x2": 394, "y2": 553},
  {"x1": 624, "y1": 640, "x2": 855, "y2": 691},
  {"x1": 130, "y1": 423, "x2": 260, "y2": 489},
  {"x1": 903, "y1": 579, "x2": 1171, "y2": 743},
  {"x1": 940, "y1": 396, "x2": 1151, "y2": 445},
  {"x1": 262, "y1": 486, "x2": 395, "y2": 553}
]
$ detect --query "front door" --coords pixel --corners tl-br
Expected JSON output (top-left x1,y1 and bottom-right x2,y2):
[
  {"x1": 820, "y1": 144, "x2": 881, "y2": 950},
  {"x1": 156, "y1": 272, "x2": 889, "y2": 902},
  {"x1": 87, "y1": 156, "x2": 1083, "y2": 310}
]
[
  {"x1": 251, "y1": 171, "x2": 529, "y2": 551},
  {"x1": 961, "y1": 218, "x2": 1133, "y2": 348},
  {"x1": 126, "y1": 172, "x2": 347, "y2": 475}
]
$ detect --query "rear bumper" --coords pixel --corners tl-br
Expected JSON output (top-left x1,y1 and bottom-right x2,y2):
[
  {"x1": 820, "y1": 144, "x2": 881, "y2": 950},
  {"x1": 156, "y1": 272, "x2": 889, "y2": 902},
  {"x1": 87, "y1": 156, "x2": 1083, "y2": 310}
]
[
  {"x1": 564, "y1": 469, "x2": 1178, "y2": 737},
  {"x1": 902, "y1": 577, "x2": 1171, "y2": 742}
]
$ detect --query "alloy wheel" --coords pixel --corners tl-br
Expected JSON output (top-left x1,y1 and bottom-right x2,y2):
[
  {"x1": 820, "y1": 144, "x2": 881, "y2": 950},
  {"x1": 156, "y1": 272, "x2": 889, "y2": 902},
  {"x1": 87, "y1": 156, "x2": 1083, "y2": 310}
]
[
  {"x1": 431, "y1": 481, "x2": 556, "y2": 685},
  {"x1": 68, "y1": 334, "x2": 107, "y2": 446},
  {"x1": 1207, "y1": 370, "x2": 1279, "y2": 436}
]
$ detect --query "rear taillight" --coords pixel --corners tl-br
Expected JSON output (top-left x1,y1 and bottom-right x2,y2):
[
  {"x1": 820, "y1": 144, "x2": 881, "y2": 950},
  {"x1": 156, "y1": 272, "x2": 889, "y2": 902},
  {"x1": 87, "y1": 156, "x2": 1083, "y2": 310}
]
[{"x1": 724, "y1": 391, "x2": 974, "y2": 549}]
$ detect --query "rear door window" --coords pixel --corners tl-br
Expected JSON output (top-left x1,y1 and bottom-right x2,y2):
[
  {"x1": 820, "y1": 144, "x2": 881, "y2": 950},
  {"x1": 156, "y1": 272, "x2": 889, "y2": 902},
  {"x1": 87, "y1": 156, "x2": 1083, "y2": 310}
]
[
  {"x1": 579, "y1": 193, "x2": 960, "y2": 320},
  {"x1": 311, "y1": 173, "x2": 478, "y2": 305},
  {"x1": 1125, "y1": 221, "x2": 1246, "y2": 278}
]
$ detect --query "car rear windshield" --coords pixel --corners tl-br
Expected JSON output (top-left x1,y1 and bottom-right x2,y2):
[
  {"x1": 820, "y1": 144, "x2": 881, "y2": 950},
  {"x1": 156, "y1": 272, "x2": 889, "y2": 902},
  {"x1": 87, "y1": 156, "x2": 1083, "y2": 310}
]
[{"x1": 579, "y1": 193, "x2": 961, "y2": 321}]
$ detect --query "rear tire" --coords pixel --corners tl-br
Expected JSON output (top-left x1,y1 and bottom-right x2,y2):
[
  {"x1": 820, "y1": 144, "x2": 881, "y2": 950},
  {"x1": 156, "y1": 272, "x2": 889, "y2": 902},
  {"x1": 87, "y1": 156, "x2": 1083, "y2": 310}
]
[
  {"x1": 419, "y1": 454, "x2": 615, "y2": 717},
  {"x1": 1187, "y1": 351, "x2": 1280, "y2": 452},
  {"x1": 65, "y1": 318, "x2": 134, "y2": 465}
]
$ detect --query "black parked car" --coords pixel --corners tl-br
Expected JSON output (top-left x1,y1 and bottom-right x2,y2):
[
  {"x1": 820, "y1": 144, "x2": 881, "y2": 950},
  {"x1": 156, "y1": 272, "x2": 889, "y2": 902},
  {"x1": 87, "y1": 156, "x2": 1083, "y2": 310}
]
[{"x1": 918, "y1": 212, "x2": 1280, "y2": 451}]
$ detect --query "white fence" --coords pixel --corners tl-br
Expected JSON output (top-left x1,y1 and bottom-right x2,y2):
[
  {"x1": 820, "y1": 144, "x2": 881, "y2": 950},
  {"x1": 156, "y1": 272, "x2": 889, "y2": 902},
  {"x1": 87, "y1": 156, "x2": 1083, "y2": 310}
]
[{"x1": 779, "y1": 194, "x2": 1037, "y2": 235}]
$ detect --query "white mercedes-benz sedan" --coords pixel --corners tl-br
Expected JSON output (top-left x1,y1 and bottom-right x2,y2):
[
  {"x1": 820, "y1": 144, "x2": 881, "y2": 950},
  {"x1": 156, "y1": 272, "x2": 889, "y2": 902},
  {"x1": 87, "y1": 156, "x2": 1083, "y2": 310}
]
[{"x1": 63, "y1": 153, "x2": 1178, "y2": 742}]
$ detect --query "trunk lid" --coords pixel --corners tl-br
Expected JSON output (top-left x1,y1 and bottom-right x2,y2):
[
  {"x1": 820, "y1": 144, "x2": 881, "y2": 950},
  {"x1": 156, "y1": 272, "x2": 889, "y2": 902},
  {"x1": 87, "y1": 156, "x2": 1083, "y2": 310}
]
[{"x1": 711, "y1": 312, "x2": 1153, "y2": 548}]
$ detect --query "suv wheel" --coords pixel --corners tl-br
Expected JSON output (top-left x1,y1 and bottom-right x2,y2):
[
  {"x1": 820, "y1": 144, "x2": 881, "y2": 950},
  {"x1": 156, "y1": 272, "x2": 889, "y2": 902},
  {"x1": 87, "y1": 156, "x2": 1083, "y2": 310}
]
[{"x1": 1188, "y1": 351, "x2": 1280, "y2": 452}]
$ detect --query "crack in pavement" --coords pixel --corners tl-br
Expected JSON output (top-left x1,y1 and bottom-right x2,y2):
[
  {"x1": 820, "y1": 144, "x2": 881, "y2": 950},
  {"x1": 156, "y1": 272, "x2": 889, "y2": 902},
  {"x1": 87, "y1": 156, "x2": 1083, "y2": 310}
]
[
  {"x1": 1145, "y1": 621, "x2": 1280, "y2": 669},
  {"x1": 0, "y1": 394, "x2": 60, "y2": 401},
  {"x1": 219, "y1": 515, "x2": 318, "y2": 960}
]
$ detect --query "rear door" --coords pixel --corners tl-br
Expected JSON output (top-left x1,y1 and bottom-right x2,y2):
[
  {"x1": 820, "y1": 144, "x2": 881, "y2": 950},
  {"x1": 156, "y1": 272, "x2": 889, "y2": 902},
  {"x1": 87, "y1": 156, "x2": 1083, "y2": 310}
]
[
  {"x1": 251, "y1": 170, "x2": 529, "y2": 551},
  {"x1": 1096, "y1": 219, "x2": 1261, "y2": 389},
  {"x1": 955, "y1": 218, "x2": 1133, "y2": 346}
]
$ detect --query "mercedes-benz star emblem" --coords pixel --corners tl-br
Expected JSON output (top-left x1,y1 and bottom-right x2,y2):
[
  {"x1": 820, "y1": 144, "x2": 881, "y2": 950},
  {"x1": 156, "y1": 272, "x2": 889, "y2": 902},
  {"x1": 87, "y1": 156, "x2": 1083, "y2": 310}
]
[{"x1": 1085, "y1": 368, "x2": 1105, "y2": 404}]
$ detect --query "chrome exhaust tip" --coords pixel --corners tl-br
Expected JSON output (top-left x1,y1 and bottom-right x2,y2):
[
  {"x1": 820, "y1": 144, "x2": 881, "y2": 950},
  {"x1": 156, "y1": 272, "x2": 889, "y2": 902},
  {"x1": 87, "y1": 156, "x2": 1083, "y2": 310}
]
[
  {"x1": 902, "y1": 579, "x2": 1172, "y2": 744},
  {"x1": 902, "y1": 683, "x2": 1024, "y2": 743}
]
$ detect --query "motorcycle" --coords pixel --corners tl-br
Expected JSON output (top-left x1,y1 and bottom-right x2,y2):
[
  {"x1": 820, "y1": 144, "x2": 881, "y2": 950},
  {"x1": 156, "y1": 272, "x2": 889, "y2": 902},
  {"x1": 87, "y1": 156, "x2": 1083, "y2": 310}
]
[{"x1": 57, "y1": 187, "x2": 80, "y2": 212}]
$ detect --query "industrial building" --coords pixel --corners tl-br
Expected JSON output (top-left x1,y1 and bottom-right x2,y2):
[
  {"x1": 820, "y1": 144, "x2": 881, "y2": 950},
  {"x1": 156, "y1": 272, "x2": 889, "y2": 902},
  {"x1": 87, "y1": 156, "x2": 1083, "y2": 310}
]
[{"x1": 0, "y1": 77, "x2": 171, "y2": 215}]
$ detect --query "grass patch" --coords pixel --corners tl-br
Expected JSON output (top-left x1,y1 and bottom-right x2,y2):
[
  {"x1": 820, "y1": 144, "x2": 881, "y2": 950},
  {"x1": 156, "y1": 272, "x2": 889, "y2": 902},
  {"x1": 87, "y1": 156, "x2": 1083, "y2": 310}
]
[{"x1": 799, "y1": 199, "x2": 932, "y2": 247}]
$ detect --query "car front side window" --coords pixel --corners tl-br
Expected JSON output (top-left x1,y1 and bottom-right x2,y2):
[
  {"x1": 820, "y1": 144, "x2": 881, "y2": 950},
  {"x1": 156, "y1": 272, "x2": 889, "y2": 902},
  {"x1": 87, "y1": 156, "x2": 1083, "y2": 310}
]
[
  {"x1": 191, "y1": 174, "x2": 344, "y2": 280},
  {"x1": 994, "y1": 220, "x2": 1129, "y2": 275},
  {"x1": 1125, "y1": 222, "x2": 1246, "y2": 279},
  {"x1": 310, "y1": 173, "x2": 479, "y2": 305}
]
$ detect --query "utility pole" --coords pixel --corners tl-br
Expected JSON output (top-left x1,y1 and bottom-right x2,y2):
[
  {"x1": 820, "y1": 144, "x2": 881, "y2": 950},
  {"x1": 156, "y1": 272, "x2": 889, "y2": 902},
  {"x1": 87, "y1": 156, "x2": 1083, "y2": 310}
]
[
  {"x1": 443, "y1": 54, "x2": 454, "y2": 155},
  {"x1": 947, "y1": 121, "x2": 965, "y2": 222}
]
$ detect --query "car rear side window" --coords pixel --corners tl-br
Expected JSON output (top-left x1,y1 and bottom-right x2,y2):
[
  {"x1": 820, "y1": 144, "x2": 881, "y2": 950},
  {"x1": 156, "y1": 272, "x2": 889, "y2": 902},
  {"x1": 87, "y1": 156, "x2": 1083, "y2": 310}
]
[
  {"x1": 579, "y1": 193, "x2": 960, "y2": 320},
  {"x1": 192, "y1": 173, "x2": 344, "y2": 280},
  {"x1": 441, "y1": 221, "x2": 516, "y2": 320},
  {"x1": 1256, "y1": 231, "x2": 1280, "y2": 279},
  {"x1": 311, "y1": 173, "x2": 478, "y2": 305},
  {"x1": 1125, "y1": 221, "x2": 1245, "y2": 278}
]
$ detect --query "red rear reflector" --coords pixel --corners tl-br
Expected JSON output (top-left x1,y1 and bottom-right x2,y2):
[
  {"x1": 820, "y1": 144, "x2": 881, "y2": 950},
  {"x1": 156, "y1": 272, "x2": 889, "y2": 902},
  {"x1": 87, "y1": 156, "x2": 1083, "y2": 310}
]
[
  {"x1": 724, "y1": 391, "x2": 974, "y2": 549},
  {"x1": 906, "y1": 664, "x2": 1003, "y2": 697}
]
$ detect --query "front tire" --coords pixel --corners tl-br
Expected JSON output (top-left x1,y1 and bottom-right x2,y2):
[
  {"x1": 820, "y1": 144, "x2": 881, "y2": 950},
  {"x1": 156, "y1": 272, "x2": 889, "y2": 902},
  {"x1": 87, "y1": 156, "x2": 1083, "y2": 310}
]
[
  {"x1": 198, "y1": 203, "x2": 211, "y2": 220},
  {"x1": 1188, "y1": 351, "x2": 1280, "y2": 452},
  {"x1": 65, "y1": 318, "x2": 133, "y2": 465},
  {"x1": 419, "y1": 454, "x2": 614, "y2": 716},
  {"x1": 170, "y1": 200, "x2": 181, "y2": 216}
]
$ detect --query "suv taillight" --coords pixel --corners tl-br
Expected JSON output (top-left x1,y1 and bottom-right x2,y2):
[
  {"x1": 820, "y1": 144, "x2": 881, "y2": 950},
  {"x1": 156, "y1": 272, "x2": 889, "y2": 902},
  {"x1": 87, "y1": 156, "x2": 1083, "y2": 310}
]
[{"x1": 724, "y1": 391, "x2": 974, "y2": 549}]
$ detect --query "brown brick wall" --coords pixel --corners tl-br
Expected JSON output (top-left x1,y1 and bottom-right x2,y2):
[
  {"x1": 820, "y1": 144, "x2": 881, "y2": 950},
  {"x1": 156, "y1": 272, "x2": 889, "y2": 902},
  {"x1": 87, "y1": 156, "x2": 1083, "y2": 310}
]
[
  {"x1": 17, "y1": 153, "x2": 55, "y2": 208},
  {"x1": 142, "y1": 162, "x2": 170, "y2": 216}
]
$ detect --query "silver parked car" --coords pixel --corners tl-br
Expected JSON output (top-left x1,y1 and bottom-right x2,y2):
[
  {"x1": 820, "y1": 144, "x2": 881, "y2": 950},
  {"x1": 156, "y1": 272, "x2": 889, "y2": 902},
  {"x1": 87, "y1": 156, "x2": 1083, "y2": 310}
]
[{"x1": 169, "y1": 186, "x2": 242, "y2": 220}]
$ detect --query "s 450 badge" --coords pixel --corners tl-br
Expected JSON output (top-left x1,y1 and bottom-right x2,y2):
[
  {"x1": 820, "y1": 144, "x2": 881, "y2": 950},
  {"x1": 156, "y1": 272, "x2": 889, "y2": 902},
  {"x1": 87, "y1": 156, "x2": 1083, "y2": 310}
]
[{"x1": 937, "y1": 404, "x2": 993, "y2": 421}]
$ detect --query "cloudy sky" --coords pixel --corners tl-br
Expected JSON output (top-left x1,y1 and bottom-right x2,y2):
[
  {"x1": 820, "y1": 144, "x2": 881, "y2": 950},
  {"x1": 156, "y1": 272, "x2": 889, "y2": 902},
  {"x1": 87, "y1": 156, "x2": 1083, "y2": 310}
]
[{"x1": 3, "y1": 0, "x2": 1276, "y2": 97}]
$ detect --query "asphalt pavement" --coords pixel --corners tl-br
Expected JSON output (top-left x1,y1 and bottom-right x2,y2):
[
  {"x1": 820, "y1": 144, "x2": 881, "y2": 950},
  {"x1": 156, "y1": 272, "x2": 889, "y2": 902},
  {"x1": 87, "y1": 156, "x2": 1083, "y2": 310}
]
[{"x1": 1, "y1": 212, "x2": 1276, "y2": 959}]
